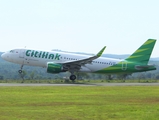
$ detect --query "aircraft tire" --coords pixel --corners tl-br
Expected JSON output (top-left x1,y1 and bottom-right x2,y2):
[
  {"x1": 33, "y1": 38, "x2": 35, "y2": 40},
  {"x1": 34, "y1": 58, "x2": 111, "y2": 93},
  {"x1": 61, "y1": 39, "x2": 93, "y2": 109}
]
[
  {"x1": 70, "y1": 75, "x2": 76, "y2": 81},
  {"x1": 18, "y1": 70, "x2": 22, "y2": 74}
]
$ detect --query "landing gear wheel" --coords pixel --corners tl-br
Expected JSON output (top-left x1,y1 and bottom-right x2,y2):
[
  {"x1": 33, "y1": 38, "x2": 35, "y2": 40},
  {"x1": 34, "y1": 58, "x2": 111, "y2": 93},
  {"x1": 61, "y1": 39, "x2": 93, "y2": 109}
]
[
  {"x1": 19, "y1": 65, "x2": 24, "y2": 74},
  {"x1": 18, "y1": 70, "x2": 22, "y2": 74},
  {"x1": 69, "y1": 75, "x2": 76, "y2": 81}
]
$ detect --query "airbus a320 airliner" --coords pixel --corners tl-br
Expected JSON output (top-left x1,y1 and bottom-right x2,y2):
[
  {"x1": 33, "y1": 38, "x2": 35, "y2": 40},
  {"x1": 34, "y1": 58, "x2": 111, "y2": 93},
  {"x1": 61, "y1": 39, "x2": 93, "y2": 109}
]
[{"x1": 1, "y1": 39, "x2": 157, "y2": 81}]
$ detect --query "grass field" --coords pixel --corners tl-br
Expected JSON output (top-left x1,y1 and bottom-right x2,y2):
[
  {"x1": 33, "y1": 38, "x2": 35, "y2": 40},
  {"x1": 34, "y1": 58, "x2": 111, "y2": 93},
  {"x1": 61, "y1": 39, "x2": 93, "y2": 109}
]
[{"x1": 0, "y1": 86, "x2": 159, "y2": 120}]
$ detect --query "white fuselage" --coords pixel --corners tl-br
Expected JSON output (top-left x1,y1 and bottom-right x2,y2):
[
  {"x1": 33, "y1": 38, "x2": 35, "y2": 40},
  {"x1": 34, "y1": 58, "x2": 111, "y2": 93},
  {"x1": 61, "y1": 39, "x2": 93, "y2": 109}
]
[{"x1": 1, "y1": 48, "x2": 122, "y2": 72}]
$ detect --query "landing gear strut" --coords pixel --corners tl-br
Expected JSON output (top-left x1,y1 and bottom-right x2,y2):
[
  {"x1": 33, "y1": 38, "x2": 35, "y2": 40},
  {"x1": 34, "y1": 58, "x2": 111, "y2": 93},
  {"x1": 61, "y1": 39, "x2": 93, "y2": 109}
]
[{"x1": 18, "y1": 65, "x2": 23, "y2": 74}]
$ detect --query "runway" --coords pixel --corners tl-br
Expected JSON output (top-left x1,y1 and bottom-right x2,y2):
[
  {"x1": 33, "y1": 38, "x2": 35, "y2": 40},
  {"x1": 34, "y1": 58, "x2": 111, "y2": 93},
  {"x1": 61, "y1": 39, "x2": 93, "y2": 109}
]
[{"x1": 0, "y1": 83, "x2": 159, "y2": 86}]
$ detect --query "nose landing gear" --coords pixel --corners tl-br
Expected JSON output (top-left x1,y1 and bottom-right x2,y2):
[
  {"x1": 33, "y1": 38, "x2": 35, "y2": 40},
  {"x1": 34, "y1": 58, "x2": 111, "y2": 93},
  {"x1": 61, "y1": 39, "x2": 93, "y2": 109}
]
[
  {"x1": 18, "y1": 70, "x2": 22, "y2": 74},
  {"x1": 18, "y1": 65, "x2": 23, "y2": 74},
  {"x1": 18, "y1": 65, "x2": 25, "y2": 81}
]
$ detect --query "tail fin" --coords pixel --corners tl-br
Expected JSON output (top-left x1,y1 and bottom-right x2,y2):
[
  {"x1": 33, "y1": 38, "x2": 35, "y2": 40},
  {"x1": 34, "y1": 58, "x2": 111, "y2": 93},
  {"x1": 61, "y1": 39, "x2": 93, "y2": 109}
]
[{"x1": 125, "y1": 39, "x2": 156, "y2": 64}]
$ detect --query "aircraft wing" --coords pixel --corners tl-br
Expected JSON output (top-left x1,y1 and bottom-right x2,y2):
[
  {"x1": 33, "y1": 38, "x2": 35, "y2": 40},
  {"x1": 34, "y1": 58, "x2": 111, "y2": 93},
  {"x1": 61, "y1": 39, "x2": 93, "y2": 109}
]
[{"x1": 56, "y1": 46, "x2": 106, "y2": 71}]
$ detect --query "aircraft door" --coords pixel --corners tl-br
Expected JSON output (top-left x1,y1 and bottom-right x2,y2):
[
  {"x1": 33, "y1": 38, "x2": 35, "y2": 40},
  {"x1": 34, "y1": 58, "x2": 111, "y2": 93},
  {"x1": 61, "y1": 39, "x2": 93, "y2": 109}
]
[
  {"x1": 19, "y1": 49, "x2": 25, "y2": 65},
  {"x1": 121, "y1": 61, "x2": 127, "y2": 70},
  {"x1": 19, "y1": 49, "x2": 25, "y2": 58}
]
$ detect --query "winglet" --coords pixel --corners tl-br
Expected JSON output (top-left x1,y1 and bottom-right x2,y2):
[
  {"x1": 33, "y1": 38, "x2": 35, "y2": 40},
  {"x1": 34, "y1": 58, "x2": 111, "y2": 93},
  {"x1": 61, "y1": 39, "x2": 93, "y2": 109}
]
[{"x1": 97, "y1": 46, "x2": 106, "y2": 57}]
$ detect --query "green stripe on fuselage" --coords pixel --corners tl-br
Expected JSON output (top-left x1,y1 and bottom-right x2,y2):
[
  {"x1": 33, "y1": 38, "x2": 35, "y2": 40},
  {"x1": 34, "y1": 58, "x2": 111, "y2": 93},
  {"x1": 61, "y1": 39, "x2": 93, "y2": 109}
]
[{"x1": 94, "y1": 60, "x2": 156, "y2": 74}]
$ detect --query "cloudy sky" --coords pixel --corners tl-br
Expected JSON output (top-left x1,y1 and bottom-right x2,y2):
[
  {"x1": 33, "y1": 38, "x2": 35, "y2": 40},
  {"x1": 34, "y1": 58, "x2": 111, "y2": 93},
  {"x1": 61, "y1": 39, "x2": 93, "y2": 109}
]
[{"x1": 0, "y1": 0, "x2": 159, "y2": 57}]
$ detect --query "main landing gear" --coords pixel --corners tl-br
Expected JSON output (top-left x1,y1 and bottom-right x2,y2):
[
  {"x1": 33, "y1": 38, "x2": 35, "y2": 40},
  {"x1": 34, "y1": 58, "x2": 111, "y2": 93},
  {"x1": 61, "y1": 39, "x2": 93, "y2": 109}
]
[
  {"x1": 69, "y1": 75, "x2": 76, "y2": 81},
  {"x1": 69, "y1": 71, "x2": 77, "y2": 81}
]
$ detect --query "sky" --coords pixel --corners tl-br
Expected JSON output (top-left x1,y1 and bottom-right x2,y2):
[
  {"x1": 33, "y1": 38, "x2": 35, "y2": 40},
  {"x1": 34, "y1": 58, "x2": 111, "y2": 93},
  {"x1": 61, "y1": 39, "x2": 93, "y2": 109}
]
[{"x1": 0, "y1": 0, "x2": 159, "y2": 57}]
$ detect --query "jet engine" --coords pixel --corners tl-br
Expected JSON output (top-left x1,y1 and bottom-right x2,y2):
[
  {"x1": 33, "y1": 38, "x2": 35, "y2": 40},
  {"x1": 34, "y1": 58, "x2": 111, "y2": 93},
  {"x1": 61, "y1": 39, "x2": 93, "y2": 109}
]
[{"x1": 47, "y1": 63, "x2": 66, "y2": 73}]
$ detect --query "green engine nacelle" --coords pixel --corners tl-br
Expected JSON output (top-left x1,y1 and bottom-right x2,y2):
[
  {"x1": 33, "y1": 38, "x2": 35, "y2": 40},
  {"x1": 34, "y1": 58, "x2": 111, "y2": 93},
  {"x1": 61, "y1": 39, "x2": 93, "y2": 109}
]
[{"x1": 47, "y1": 63, "x2": 63, "y2": 73}]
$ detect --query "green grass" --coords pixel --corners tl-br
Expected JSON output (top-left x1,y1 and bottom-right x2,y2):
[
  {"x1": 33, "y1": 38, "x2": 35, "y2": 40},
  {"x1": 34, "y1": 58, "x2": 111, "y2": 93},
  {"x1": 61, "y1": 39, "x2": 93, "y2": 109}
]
[{"x1": 0, "y1": 86, "x2": 159, "y2": 120}]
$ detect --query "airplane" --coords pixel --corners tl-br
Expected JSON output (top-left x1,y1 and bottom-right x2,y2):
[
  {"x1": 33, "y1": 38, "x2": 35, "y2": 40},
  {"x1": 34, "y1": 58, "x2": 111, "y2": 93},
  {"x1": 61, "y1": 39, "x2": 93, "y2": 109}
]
[{"x1": 1, "y1": 39, "x2": 157, "y2": 81}]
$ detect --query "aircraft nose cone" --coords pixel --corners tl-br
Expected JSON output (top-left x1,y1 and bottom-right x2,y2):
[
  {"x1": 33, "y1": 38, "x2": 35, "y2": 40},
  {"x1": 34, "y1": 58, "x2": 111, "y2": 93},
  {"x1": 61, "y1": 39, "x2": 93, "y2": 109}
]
[
  {"x1": 1, "y1": 53, "x2": 8, "y2": 60},
  {"x1": 1, "y1": 53, "x2": 5, "y2": 59}
]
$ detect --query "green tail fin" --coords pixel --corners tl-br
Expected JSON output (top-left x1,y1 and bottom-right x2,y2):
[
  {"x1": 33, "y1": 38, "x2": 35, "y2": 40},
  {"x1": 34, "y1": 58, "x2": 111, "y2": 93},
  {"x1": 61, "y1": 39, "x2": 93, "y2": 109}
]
[{"x1": 125, "y1": 39, "x2": 156, "y2": 64}]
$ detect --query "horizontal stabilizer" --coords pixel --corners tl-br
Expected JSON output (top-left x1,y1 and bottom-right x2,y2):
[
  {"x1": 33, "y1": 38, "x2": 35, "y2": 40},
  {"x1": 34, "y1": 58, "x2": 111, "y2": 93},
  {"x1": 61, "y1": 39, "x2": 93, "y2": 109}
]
[{"x1": 135, "y1": 65, "x2": 155, "y2": 69}]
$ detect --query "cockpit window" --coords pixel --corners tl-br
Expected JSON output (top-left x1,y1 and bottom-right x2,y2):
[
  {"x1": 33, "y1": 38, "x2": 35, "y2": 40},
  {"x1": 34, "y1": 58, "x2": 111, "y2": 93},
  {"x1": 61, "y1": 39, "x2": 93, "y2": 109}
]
[{"x1": 10, "y1": 50, "x2": 14, "y2": 53}]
